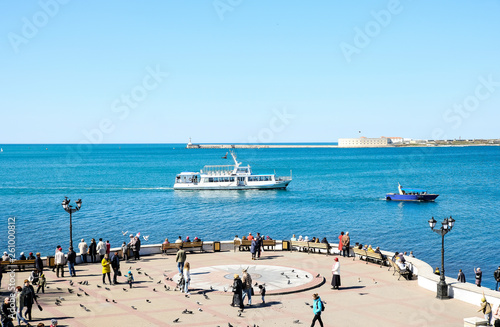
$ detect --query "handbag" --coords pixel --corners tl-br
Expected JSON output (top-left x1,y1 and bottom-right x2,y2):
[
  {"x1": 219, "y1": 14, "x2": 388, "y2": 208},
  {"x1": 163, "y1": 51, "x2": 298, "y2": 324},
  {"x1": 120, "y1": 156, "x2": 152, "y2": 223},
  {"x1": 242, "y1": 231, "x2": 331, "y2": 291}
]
[
  {"x1": 342, "y1": 246, "x2": 346, "y2": 251},
  {"x1": 251, "y1": 287, "x2": 255, "y2": 296}
]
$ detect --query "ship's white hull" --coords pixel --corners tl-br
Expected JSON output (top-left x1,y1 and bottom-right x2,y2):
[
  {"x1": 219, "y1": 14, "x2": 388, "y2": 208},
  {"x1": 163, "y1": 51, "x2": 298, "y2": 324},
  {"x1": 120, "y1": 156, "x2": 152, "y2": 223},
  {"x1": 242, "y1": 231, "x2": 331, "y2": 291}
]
[{"x1": 173, "y1": 180, "x2": 291, "y2": 190}]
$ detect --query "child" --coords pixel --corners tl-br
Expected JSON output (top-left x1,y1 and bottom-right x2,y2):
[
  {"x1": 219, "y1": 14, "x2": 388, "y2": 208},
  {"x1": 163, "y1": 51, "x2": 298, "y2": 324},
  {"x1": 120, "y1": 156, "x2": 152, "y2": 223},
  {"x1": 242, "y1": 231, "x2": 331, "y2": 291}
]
[
  {"x1": 121, "y1": 242, "x2": 128, "y2": 261},
  {"x1": 125, "y1": 271, "x2": 134, "y2": 288},
  {"x1": 37, "y1": 272, "x2": 46, "y2": 293},
  {"x1": 259, "y1": 284, "x2": 266, "y2": 304}
]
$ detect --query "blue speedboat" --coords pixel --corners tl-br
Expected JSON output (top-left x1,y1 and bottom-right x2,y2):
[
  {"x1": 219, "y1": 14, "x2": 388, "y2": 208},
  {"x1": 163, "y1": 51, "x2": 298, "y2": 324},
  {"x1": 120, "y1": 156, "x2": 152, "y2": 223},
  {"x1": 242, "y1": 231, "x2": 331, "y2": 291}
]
[{"x1": 386, "y1": 183, "x2": 439, "y2": 201}]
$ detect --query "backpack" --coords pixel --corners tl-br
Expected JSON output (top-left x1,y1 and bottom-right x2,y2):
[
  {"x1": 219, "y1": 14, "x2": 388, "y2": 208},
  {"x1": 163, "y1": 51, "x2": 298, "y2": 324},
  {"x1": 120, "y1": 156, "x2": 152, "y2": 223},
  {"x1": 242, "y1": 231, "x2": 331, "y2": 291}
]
[{"x1": 321, "y1": 301, "x2": 325, "y2": 312}]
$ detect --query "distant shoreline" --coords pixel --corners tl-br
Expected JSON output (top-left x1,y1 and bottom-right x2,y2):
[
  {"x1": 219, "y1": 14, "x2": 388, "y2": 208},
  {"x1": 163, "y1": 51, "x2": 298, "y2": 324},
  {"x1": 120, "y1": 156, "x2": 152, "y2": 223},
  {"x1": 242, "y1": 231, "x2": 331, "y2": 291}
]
[{"x1": 186, "y1": 143, "x2": 500, "y2": 149}]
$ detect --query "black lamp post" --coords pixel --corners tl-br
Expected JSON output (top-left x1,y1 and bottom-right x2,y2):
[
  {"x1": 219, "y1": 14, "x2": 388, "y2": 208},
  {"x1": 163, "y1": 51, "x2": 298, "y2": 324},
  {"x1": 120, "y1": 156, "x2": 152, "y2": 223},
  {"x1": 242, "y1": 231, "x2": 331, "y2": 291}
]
[
  {"x1": 428, "y1": 215, "x2": 455, "y2": 299},
  {"x1": 62, "y1": 197, "x2": 82, "y2": 248}
]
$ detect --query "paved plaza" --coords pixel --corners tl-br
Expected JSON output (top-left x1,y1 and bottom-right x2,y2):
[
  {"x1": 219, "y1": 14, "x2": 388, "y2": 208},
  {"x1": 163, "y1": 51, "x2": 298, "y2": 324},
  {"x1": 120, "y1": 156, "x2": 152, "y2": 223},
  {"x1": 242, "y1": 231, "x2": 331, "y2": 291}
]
[{"x1": 2, "y1": 249, "x2": 480, "y2": 326}]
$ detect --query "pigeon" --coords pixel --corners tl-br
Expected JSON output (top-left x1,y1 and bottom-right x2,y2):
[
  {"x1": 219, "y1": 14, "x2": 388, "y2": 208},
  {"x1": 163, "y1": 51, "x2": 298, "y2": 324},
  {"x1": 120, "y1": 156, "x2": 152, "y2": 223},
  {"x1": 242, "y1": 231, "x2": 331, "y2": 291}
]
[
  {"x1": 79, "y1": 287, "x2": 84, "y2": 292},
  {"x1": 296, "y1": 275, "x2": 300, "y2": 278},
  {"x1": 254, "y1": 282, "x2": 258, "y2": 286},
  {"x1": 373, "y1": 279, "x2": 377, "y2": 284},
  {"x1": 105, "y1": 287, "x2": 110, "y2": 291},
  {"x1": 292, "y1": 269, "x2": 295, "y2": 272},
  {"x1": 288, "y1": 280, "x2": 291, "y2": 284},
  {"x1": 149, "y1": 276, "x2": 153, "y2": 280},
  {"x1": 210, "y1": 286, "x2": 213, "y2": 290},
  {"x1": 138, "y1": 271, "x2": 142, "y2": 275},
  {"x1": 113, "y1": 300, "x2": 117, "y2": 303},
  {"x1": 77, "y1": 293, "x2": 82, "y2": 297},
  {"x1": 358, "y1": 278, "x2": 361, "y2": 283},
  {"x1": 305, "y1": 302, "x2": 310, "y2": 306},
  {"x1": 56, "y1": 287, "x2": 62, "y2": 291},
  {"x1": 136, "y1": 268, "x2": 141, "y2": 271},
  {"x1": 85, "y1": 308, "x2": 91, "y2": 312},
  {"x1": 228, "y1": 323, "x2": 234, "y2": 327},
  {"x1": 237, "y1": 312, "x2": 242, "y2": 317},
  {"x1": 146, "y1": 299, "x2": 151, "y2": 303},
  {"x1": 106, "y1": 299, "x2": 110, "y2": 302},
  {"x1": 143, "y1": 235, "x2": 149, "y2": 241},
  {"x1": 84, "y1": 292, "x2": 89, "y2": 296},
  {"x1": 164, "y1": 285, "x2": 167, "y2": 289},
  {"x1": 122, "y1": 231, "x2": 128, "y2": 236},
  {"x1": 173, "y1": 318, "x2": 179, "y2": 323},
  {"x1": 78, "y1": 281, "x2": 83, "y2": 285},
  {"x1": 157, "y1": 280, "x2": 162, "y2": 284},
  {"x1": 58, "y1": 297, "x2": 65, "y2": 301},
  {"x1": 196, "y1": 301, "x2": 202, "y2": 305},
  {"x1": 131, "y1": 306, "x2": 137, "y2": 310},
  {"x1": 153, "y1": 288, "x2": 157, "y2": 292},
  {"x1": 144, "y1": 272, "x2": 149, "y2": 277},
  {"x1": 68, "y1": 288, "x2": 73, "y2": 293},
  {"x1": 198, "y1": 308, "x2": 203, "y2": 312},
  {"x1": 123, "y1": 288, "x2": 128, "y2": 292},
  {"x1": 293, "y1": 319, "x2": 300, "y2": 324},
  {"x1": 281, "y1": 272, "x2": 284, "y2": 275},
  {"x1": 69, "y1": 281, "x2": 74, "y2": 286},
  {"x1": 79, "y1": 304, "x2": 85, "y2": 308},
  {"x1": 97, "y1": 285, "x2": 102, "y2": 288},
  {"x1": 55, "y1": 301, "x2": 61, "y2": 306},
  {"x1": 305, "y1": 275, "x2": 309, "y2": 278},
  {"x1": 315, "y1": 274, "x2": 320, "y2": 278}
]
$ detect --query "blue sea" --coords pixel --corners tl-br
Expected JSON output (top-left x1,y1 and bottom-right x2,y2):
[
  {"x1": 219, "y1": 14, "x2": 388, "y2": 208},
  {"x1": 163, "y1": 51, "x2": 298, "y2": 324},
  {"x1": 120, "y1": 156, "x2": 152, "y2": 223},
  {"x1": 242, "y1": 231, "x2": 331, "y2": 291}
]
[{"x1": 0, "y1": 144, "x2": 499, "y2": 289}]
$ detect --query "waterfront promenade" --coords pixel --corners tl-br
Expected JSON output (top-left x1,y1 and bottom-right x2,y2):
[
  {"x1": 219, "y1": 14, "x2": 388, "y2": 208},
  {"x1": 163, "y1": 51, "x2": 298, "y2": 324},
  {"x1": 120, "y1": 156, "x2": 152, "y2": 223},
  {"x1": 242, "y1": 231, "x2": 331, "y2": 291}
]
[{"x1": 1, "y1": 244, "x2": 483, "y2": 326}]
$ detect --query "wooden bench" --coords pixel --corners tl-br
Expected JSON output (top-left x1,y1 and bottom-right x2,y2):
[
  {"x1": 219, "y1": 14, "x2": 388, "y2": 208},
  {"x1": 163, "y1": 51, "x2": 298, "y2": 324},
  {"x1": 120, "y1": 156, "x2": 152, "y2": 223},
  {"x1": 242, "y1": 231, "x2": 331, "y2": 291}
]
[
  {"x1": 240, "y1": 240, "x2": 251, "y2": 251},
  {"x1": 290, "y1": 240, "x2": 309, "y2": 252},
  {"x1": 233, "y1": 240, "x2": 241, "y2": 252},
  {"x1": 181, "y1": 241, "x2": 204, "y2": 253},
  {"x1": 1, "y1": 259, "x2": 36, "y2": 271},
  {"x1": 262, "y1": 240, "x2": 276, "y2": 251},
  {"x1": 306, "y1": 242, "x2": 330, "y2": 255},
  {"x1": 353, "y1": 248, "x2": 387, "y2": 267},
  {"x1": 387, "y1": 259, "x2": 410, "y2": 280},
  {"x1": 353, "y1": 247, "x2": 366, "y2": 260},
  {"x1": 161, "y1": 243, "x2": 181, "y2": 254}
]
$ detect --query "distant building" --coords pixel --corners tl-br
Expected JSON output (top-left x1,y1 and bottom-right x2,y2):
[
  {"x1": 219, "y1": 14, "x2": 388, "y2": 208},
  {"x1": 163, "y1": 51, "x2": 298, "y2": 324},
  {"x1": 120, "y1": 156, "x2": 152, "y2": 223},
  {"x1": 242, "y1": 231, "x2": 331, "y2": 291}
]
[
  {"x1": 338, "y1": 137, "x2": 391, "y2": 148},
  {"x1": 383, "y1": 137, "x2": 403, "y2": 144}
]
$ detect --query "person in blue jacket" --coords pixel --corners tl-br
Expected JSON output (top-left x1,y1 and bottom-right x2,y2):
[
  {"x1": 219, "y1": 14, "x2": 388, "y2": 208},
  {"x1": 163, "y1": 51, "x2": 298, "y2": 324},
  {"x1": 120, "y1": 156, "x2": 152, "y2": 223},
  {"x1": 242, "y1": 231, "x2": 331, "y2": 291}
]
[{"x1": 311, "y1": 293, "x2": 324, "y2": 327}]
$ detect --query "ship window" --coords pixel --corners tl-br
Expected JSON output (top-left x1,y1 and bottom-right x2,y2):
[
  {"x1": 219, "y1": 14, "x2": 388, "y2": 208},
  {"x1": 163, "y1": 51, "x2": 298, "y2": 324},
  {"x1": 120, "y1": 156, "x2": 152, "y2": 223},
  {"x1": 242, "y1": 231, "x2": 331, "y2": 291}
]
[
  {"x1": 230, "y1": 177, "x2": 235, "y2": 182},
  {"x1": 209, "y1": 178, "x2": 213, "y2": 182}
]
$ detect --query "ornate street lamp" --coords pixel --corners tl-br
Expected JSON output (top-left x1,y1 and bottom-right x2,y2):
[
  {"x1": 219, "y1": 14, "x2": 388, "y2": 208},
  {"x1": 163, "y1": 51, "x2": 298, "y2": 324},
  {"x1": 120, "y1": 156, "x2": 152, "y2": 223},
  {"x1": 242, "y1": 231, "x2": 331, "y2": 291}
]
[
  {"x1": 428, "y1": 215, "x2": 455, "y2": 299},
  {"x1": 62, "y1": 197, "x2": 82, "y2": 248}
]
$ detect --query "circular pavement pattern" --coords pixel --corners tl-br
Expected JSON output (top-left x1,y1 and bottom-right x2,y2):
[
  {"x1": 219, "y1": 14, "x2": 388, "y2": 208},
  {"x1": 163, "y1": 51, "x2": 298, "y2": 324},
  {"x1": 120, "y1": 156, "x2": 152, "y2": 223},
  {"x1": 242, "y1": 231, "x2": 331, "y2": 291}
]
[{"x1": 168, "y1": 264, "x2": 324, "y2": 295}]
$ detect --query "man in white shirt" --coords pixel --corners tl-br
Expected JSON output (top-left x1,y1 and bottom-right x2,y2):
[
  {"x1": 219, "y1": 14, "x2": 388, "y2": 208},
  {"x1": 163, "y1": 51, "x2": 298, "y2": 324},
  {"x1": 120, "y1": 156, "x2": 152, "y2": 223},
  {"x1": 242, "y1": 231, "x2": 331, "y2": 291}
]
[
  {"x1": 96, "y1": 238, "x2": 106, "y2": 262},
  {"x1": 54, "y1": 248, "x2": 66, "y2": 278},
  {"x1": 175, "y1": 236, "x2": 183, "y2": 244},
  {"x1": 78, "y1": 239, "x2": 88, "y2": 263}
]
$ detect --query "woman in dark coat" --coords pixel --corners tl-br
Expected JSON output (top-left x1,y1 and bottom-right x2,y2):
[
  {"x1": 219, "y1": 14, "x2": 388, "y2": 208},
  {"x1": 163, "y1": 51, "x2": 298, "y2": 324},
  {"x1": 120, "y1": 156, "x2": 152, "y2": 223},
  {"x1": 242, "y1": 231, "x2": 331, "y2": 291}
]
[
  {"x1": 250, "y1": 239, "x2": 257, "y2": 260},
  {"x1": 231, "y1": 274, "x2": 244, "y2": 311},
  {"x1": 89, "y1": 238, "x2": 97, "y2": 263}
]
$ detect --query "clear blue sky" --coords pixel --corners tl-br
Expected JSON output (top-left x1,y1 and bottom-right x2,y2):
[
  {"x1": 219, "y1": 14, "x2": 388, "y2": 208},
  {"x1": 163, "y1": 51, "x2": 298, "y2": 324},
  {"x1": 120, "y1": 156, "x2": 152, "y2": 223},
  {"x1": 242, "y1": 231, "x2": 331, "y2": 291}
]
[{"x1": 1, "y1": 1, "x2": 499, "y2": 143}]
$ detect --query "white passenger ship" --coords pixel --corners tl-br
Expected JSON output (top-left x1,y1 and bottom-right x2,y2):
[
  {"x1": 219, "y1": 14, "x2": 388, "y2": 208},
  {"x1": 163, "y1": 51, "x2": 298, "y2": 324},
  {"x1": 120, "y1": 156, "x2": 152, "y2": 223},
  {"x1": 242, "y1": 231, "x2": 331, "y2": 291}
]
[{"x1": 173, "y1": 151, "x2": 292, "y2": 190}]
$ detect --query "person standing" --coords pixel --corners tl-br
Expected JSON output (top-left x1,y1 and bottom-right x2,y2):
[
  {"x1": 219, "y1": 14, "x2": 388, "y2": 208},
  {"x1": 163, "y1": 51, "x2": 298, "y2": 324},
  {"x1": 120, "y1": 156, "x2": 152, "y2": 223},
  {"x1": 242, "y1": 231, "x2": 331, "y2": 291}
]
[
  {"x1": 96, "y1": 238, "x2": 106, "y2": 262},
  {"x1": 478, "y1": 296, "x2": 492, "y2": 325},
  {"x1": 475, "y1": 267, "x2": 483, "y2": 287},
  {"x1": 89, "y1": 238, "x2": 97, "y2": 263},
  {"x1": 183, "y1": 262, "x2": 191, "y2": 295},
  {"x1": 22, "y1": 279, "x2": 36, "y2": 321},
  {"x1": 341, "y1": 232, "x2": 350, "y2": 257},
  {"x1": 37, "y1": 273, "x2": 46, "y2": 294},
  {"x1": 337, "y1": 232, "x2": 344, "y2": 255},
  {"x1": 331, "y1": 257, "x2": 341, "y2": 290},
  {"x1": 101, "y1": 254, "x2": 112, "y2": 285},
  {"x1": 67, "y1": 247, "x2": 76, "y2": 277},
  {"x1": 241, "y1": 268, "x2": 253, "y2": 306},
  {"x1": 256, "y1": 233, "x2": 263, "y2": 259},
  {"x1": 494, "y1": 266, "x2": 500, "y2": 291},
  {"x1": 54, "y1": 248, "x2": 65, "y2": 278},
  {"x1": 121, "y1": 242, "x2": 129, "y2": 260},
  {"x1": 310, "y1": 293, "x2": 324, "y2": 327},
  {"x1": 1, "y1": 297, "x2": 15, "y2": 327},
  {"x1": 231, "y1": 274, "x2": 244, "y2": 311},
  {"x1": 78, "y1": 239, "x2": 88, "y2": 264},
  {"x1": 250, "y1": 238, "x2": 257, "y2": 260},
  {"x1": 457, "y1": 269, "x2": 466, "y2": 283},
  {"x1": 34, "y1": 253, "x2": 43, "y2": 273},
  {"x1": 134, "y1": 236, "x2": 141, "y2": 260},
  {"x1": 110, "y1": 251, "x2": 120, "y2": 285},
  {"x1": 106, "y1": 240, "x2": 111, "y2": 255},
  {"x1": 175, "y1": 246, "x2": 186, "y2": 274}
]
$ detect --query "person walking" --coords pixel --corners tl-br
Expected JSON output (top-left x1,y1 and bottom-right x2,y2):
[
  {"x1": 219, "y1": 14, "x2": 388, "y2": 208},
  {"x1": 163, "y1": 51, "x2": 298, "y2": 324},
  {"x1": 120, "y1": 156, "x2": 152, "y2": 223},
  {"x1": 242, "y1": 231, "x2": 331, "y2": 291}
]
[
  {"x1": 338, "y1": 231, "x2": 344, "y2": 255},
  {"x1": 231, "y1": 274, "x2": 244, "y2": 311},
  {"x1": 34, "y1": 253, "x2": 43, "y2": 273},
  {"x1": 310, "y1": 293, "x2": 324, "y2": 327},
  {"x1": 96, "y1": 238, "x2": 106, "y2": 262},
  {"x1": 457, "y1": 269, "x2": 466, "y2": 283},
  {"x1": 101, "y1": 254, "x2": 112, "y2": 285},
  {"x1": 183, "y1": 262, "x2": 191, "y2": 295},
  {"x1": 250, "y1": 238, "x2": 257, "y2": 260},
  {"x1": 15, "y1": 286, "x2": 30, "y2": 327},
  {"x1": 475, "y1": 267, "x2": 483, "y2": 287},
  {"x1": 241, "y1": 268, "x2": 253, "y2": 305},
  {"x1": 89, "y1": 238, "x2": 97, "y2": 263},
  {"x1": 22, "y1": 279, "x2": 36, "y2": 321},
  {"x1": 331, "y1": 257, "x2": 341, "y2": 290},
  {"x1": 175, "y1": 246, "x2": 186, "y2": 274},
  {"x1": 341, "y1": 232, "x2": 350, "y2": 257},
  {"x1": 67, "y1": 247, "x2": 76, "y2": 277},
  {"x1": 54, "y1": 248, "x2": 65, "y2": 278},
  {"x1": 110, "y1": 251, "x2": 120, "y2": 285},
  {"x1": 1, "y1": 297, "x2": 15, "y2": 327},
  {"x1": 78, "y1": 239, "x2": 88, "y2": 264},
  {"x1": 494, "y1": 266, "x2": 500, "y2": 291}
]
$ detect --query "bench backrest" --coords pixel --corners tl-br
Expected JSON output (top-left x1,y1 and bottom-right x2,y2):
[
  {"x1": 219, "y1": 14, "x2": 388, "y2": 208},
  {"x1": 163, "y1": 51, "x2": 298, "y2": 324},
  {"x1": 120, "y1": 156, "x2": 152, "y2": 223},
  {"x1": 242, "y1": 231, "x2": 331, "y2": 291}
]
[
  {"x1": 241, "y1": 240, "x2": 252, "y2": 246},
  {"x1": 366, "y1": 251, "x2": 383, "y2": 259},
  {"x1": 182, "y1": 242, "x2": 203, "y2": 248},
  {"x1": 1, "y1": 260, "x2": 36, "y2": 265},
  {"x1": 308, "y1": 242, "x2": 328, "y2": 249},
  {"x1": 161, "y1": 243, "x2": 180, "y2": 250},
  {"x1": 290, "y1": 241, "x2": 307, "y2": 248},
  {"x1": 262, "y1": 240, "x2": 276, "y2": 246},
  {"x1": 353, "y1": 248, "x2": 366, "y2": 256}
]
